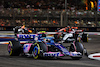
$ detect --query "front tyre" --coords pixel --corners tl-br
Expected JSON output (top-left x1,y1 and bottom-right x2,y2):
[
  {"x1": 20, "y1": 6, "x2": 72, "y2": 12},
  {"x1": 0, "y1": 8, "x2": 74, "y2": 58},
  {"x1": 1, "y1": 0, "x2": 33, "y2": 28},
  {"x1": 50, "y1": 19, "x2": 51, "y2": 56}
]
[{"x1": 32, "y1": 43, "x2": 40, "y2": 59}]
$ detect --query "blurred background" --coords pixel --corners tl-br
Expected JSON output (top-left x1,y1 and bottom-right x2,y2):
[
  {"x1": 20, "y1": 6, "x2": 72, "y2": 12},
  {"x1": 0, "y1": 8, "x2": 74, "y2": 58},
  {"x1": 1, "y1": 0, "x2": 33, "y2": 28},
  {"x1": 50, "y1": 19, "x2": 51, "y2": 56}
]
[{"x1": 0, "y1": 0, "x2": 99, "y2": 27}]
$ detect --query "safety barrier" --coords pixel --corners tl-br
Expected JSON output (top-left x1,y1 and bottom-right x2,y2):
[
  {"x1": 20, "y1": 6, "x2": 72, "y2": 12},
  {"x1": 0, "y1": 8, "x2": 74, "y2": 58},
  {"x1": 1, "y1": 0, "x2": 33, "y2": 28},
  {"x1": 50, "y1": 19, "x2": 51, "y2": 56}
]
[{"x1": 0, "y1": 26, "x2": 100, "y2": 32}]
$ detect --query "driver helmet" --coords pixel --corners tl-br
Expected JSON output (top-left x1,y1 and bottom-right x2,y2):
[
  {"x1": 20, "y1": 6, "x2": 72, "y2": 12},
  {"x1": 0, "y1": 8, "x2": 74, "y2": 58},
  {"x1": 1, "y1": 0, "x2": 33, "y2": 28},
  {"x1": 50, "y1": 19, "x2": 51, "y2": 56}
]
[{"x1": 21, "y1": 25, "x2": 25, "y2": 29}]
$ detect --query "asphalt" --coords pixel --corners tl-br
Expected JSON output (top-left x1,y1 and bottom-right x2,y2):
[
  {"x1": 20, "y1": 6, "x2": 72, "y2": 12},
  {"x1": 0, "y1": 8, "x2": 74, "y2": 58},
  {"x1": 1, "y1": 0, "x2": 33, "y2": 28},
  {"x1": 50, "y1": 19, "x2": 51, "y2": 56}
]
[{"x1": 0, "y1": 31, "x2": 100, "y2": 67}]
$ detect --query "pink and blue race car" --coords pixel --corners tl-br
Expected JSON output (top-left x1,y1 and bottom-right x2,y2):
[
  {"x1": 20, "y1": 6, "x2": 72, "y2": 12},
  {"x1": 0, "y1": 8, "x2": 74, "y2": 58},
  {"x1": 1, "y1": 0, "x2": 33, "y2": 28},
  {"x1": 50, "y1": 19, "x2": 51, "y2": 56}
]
[{"x1": 7, "y1": 33, "x2": 87, "y2": 60}]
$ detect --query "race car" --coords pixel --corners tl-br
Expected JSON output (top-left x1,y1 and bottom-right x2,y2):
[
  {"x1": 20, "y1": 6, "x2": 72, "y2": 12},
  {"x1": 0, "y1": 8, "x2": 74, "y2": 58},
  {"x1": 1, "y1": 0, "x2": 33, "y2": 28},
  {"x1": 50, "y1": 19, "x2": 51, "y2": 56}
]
[
  {"x1": 62, "y1": 30, "x2": 88, "y2": 43},
  {"x1": 8, "y1": 33, "x2": 87, "y2": 60},
  {"x1": 13, "y1": 25, "x2": 35, "y2": 35},
  {"x1": 55, "y1": 27, "x2": 88, "y2": 43}
]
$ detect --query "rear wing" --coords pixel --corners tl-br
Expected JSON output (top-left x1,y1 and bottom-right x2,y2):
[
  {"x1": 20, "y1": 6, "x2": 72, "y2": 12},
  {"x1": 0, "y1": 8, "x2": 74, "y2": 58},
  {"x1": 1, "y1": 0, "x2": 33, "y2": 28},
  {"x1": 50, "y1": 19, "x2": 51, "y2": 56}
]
[
  {"x1": 17, "y1": 34, "x2": 37, "y2": 39},
  {"x1": 0, "y1": 34, "x2": 42, "y2": 44}
]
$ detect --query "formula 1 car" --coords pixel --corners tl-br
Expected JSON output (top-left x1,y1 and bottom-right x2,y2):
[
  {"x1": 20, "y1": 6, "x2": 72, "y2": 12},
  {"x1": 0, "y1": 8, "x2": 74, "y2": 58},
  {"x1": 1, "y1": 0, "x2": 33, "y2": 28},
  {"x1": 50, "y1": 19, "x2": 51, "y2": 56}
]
[
  {"x1": 55, "y1": 28, "x2": 88, "y2": 43},
  {"x1": 13, "y1": 25, "x2": 35, "y2": 35},
  {"x1": 8, "y1": 34, "x2": 87, "y2": 60}
]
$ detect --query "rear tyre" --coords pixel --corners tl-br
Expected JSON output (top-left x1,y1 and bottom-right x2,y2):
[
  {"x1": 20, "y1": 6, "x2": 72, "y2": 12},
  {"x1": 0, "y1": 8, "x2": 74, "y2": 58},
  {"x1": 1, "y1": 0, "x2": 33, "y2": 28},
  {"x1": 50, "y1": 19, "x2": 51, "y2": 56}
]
[
  {"x1": 8, "y1": 40, "x2": 22, "y2": 56},
  {"x1": 82, "y1": 34, "x2": 88, "y2": 42}
]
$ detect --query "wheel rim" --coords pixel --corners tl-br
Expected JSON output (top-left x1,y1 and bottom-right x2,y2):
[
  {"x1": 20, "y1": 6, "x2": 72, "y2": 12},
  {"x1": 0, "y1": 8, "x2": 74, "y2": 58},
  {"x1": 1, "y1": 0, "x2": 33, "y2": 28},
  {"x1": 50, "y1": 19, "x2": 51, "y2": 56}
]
[
  {"x1": 8, "y1": 41, "x2": 13, "y2": 55},
  {"x1": 32, "y1": 43, "x2": 40, "y2": 59},
  {"x1": 33, "y1": 46, "x2": 38, "y2": 56},
  {"x1": 8, "y1": 44, "x2": 11, "y2": 53}
]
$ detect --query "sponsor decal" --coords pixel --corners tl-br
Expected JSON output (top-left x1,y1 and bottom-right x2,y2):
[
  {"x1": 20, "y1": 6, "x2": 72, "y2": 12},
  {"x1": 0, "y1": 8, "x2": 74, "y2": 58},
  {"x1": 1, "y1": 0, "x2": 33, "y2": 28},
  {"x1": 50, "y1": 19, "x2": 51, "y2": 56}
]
[
  {"x1": 43, "y1": 52, "x2": 60, "y2": 57},
  {"x1": 18, "y1": 34, "x2": 36, "y2": 39},
  {"x1": 56, "y1": 45, "x2": 70, "y2": 55},
  {"x1": 70, "y1": 52, "x2": 81, "y2": 56},
  {"x1": 55, "y1": 43, "x2": 60, "y2": 45},
  {"x1": 23, "y1": 43, "x2": 32, "y2": 53},
  {"x1": 17, "y1": 34, "x2": 42, "y2": 40}
]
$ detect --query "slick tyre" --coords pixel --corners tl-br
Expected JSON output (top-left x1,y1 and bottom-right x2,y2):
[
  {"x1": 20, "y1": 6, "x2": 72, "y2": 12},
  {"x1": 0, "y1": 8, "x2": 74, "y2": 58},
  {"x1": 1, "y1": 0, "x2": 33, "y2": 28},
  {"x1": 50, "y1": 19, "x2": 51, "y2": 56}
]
[
  {"x1": 30, "y1": 42, "x2": 48, "y2": 59},
  {"x1": 82, "y1": 34, "x2": 88, "y2": 42},
  {"x1": 8, "y1": 40, "x2": 22, "y2": 56},
  {"x1": 38, "y1": 42, "x2": 48, "y2": 52},
  {"x1": 38, "y1": 42, "x2": 48, "y2": 57},
  {"x1": 75, "y1": 42, "x2": 84, "y2": 55},
  {"x1": 31, "y1": 43, "x2": 40, "y2": 59}
]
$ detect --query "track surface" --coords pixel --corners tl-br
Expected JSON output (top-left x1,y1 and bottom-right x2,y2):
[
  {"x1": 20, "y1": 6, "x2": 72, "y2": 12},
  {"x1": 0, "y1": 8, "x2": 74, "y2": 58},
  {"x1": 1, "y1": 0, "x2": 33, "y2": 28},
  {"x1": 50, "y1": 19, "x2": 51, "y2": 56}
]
[{"x1": 0, "y1": 32, "x2": 100, "y2": 67}]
